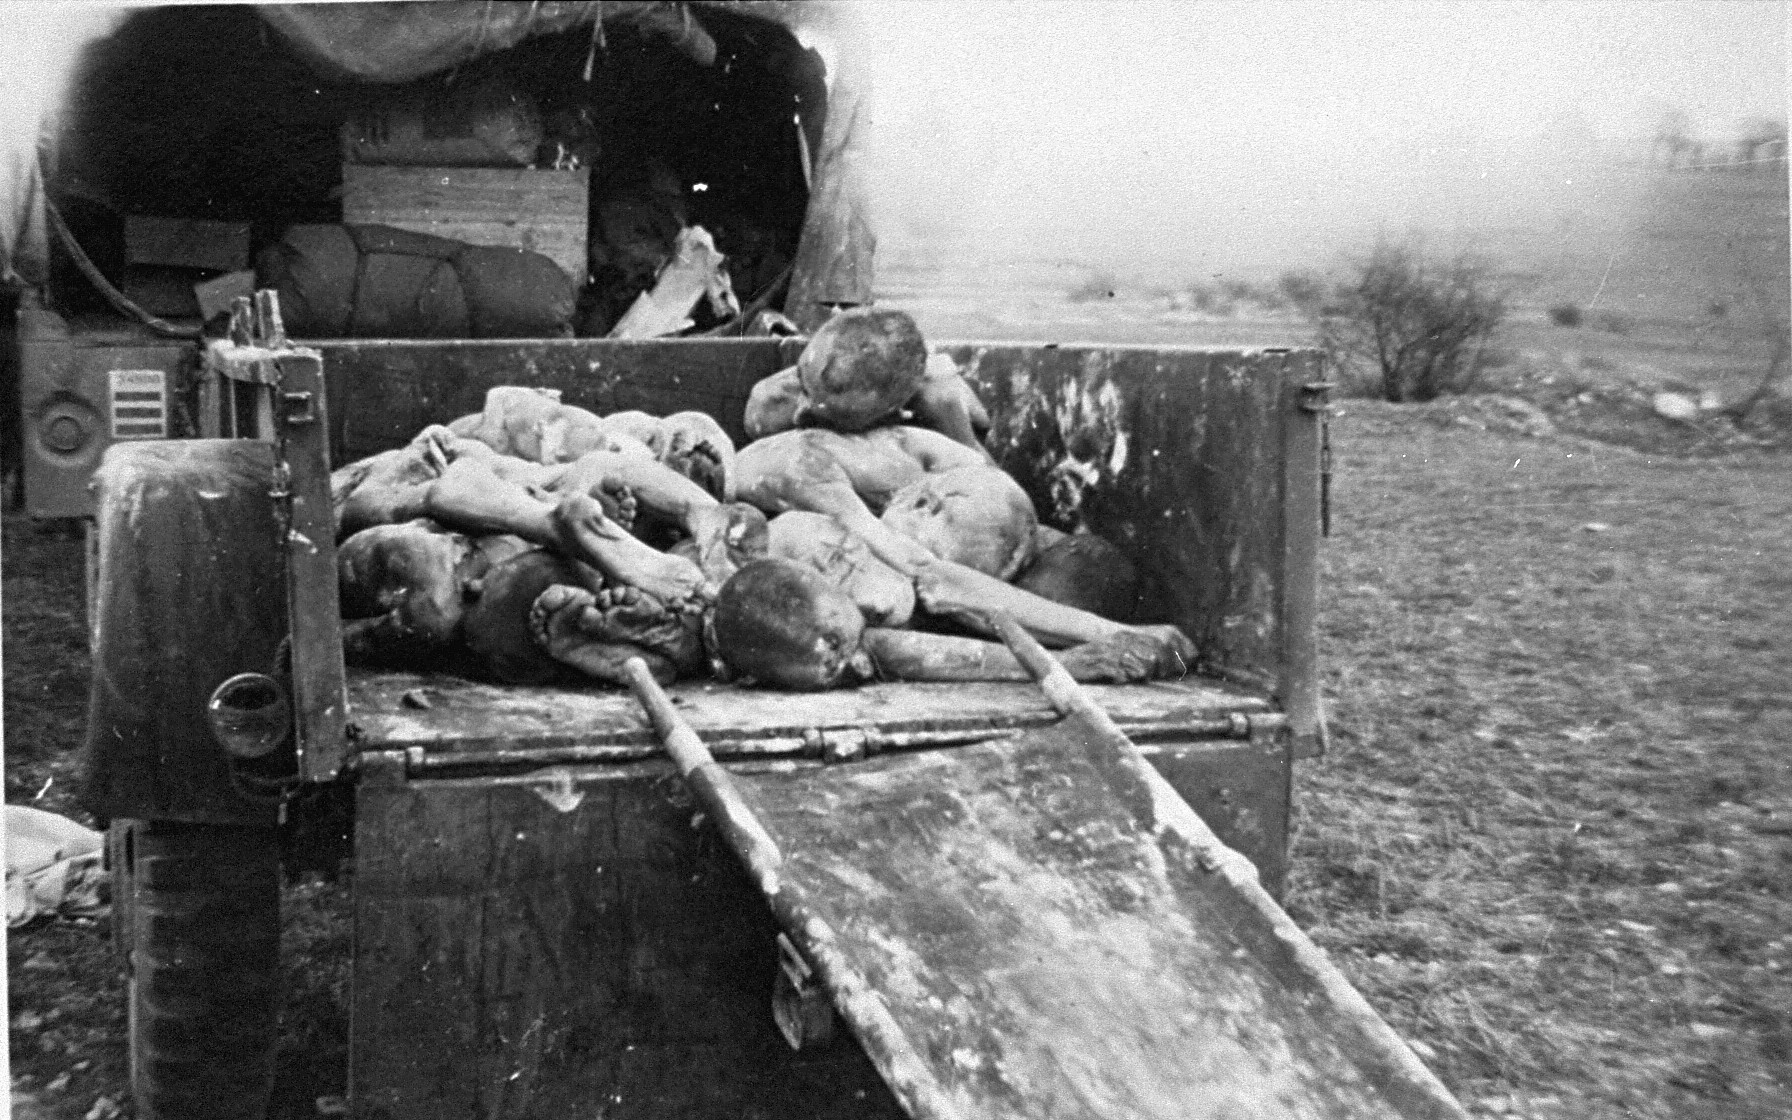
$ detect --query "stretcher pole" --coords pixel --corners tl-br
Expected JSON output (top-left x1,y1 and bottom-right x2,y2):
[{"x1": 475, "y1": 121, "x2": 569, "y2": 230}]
[
  {"x1": 622, "y1": 657, "x2": 783, "y2": 887},
  {"x1": 987, "y1": 613, "x2": 1471, "y2": 1120},
  {"x1": 621, "y1": 658, "x2": 970, "y2": 1120}
]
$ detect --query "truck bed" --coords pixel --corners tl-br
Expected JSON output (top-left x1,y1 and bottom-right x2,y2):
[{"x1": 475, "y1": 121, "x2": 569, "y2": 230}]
[{"x1": 344, "y1": 667, "x2": 1278, "y2": 772}]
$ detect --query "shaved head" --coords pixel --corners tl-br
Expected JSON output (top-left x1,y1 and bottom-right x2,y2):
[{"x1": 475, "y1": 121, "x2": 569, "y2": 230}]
[{"x1": 797, "y1": 307, "x2": 928, "y2": 431}]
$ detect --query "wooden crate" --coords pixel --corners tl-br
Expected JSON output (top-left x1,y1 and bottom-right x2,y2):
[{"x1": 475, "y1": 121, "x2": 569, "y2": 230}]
[
  {"x1": 123, "y1": 215, "x2": 250, "y2": 272},
  {"x1": 341, "y1": 164, "x2": 590, "y2": 284}
]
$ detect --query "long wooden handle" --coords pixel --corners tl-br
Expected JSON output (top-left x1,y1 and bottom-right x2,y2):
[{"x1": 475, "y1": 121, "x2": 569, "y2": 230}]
[
  {"x1": 989, "y1": 612, "x2": 1127, "y2": 740},
  {"x1": 623, "y1": 658, "x2": 783, "y2": 882}
]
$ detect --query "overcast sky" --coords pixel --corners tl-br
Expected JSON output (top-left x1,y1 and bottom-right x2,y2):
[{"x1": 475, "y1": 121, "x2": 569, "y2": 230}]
[{"x1": 854, "y1": 1, "x2": 1788, "y2": 276}]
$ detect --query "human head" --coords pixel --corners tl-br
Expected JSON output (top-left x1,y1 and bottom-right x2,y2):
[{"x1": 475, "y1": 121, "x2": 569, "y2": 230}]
[
  {"x1": 711, "y1": 559, "x2": 872, "y2": 689},
  {"x1": 795, "y1": 307, "x2": 928, "y2": 431}
]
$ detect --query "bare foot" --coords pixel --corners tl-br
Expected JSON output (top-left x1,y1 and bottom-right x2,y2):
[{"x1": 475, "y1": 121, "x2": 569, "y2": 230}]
[
  {"x1": 1054, "y1": 629, "x2": 1193, "y2": 683},
  {"x1": 527, "y1": 584, "x2": 678, "y2": 685},
  {"x1": 530, "y1": 583, "x2": 703, "y2": 672},
  {"x1": 598, "y1": 478, "x2": 638, "y2": 532},
  {"x1": 1124, "y1": 624, "x2": 1197, "y2": 677},
  {"x1": 550, "y1": 493, "x2": 710, "y2": 609},
  {"x1": 657, "y1": 410, "x2": 735, "y2": 501}
]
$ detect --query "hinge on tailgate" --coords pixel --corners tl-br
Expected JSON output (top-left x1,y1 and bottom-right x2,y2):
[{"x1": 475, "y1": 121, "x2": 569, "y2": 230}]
[
  {"x1": 772, "y1": 932, "x2": 838, "y2": 1051},
  {"x1": 805, "y1": 728, "x2": 873, "y2": 763}
]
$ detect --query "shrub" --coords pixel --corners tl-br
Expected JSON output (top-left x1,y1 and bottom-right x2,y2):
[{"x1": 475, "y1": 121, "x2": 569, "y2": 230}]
[
  {"x1": 1183, "y1": 281, "x2": 1235, "y2": 317},
  {"x1": 1278, "y1": 270, "x2": 1329, "y2": 316},
  {"x1": 1317, "y1": 239, "x2": 1507, "y2": 402},
  {"x1": 1549, "y1": 304, "x2": 1583, "y2": 328}
]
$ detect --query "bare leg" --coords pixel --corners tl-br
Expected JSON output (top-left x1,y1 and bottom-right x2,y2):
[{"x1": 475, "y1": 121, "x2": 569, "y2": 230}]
[
  {"x1": 768, "y1": 511, "x2": 914, "y2": 627},
  {"x1": 737, "y1": 435, "x2": 935, "y2": 572},
  {"x1": 548, "y1": 451, "x2": 710, "y2": 537},
  {"x1": 860, "y1": 629, "x2": 1031, "y2": 681},
  {"x1": 449, "y1": 386, "x2": 606, "y2": 464},
  {"x1": 862, "y1": 628, "x2": 1187, "y2": 683},
  {"x1": 333, "y1": 425, "x2": 459, "y2": 537},
  {"x1": 912, "y1": 556, "x2": 1195, "y2": 670},
  {"x1": 423, "y1": 457, "x2": 561, "y2": 543},
  {"x1": 529, "y1": 583, "x2": 700, "y2": 682},
  {"x1": 598, "y1": 410, "x2": 666, "y2": 449},
  {"x1": 657, "y1": 410, "x2": 736, "y2": 501},
  {"x1": 550, "y1": 493, "x2": 710, "y2": 606}
]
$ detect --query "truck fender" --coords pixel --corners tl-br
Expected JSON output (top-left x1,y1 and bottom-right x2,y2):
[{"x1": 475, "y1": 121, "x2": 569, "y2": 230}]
[{"x1": 84, "y1": 440, "x2": 288, "y2": 825}]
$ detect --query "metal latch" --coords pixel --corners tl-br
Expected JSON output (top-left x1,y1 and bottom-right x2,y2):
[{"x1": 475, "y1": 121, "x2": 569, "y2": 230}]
[
  {"x1": 281, "y1": 390, "x2": 317, "y2": 426},
  {"x1": 810, "y1": 728, "x2": 871, "y2": 763},
  {"x1": 267, "y1": 460, "x2": 291, "y2": 502}
]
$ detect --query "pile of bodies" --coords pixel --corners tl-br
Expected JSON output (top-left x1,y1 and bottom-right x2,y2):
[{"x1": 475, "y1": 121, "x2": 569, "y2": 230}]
[{"x1": 331, "y1": 309, "x2": 1196, "y2": 690}]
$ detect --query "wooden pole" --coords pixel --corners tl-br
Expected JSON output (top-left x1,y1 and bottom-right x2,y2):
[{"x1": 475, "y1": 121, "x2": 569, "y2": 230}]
[
  {"x1": 988, "y1": 612, "x2": 1470, "y2": 1119},
  {"x1": 622, "y1": 657, "x2": 969, "y2": 1120},
  {"x1": 623, "y1": 658, "x2": 783, "y2": 887}
]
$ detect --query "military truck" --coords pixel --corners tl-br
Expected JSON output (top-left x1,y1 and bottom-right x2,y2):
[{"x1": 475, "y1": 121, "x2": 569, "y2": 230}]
[{"x1": 9, "y1": 4, "x2": 1469, "y2": 1119}]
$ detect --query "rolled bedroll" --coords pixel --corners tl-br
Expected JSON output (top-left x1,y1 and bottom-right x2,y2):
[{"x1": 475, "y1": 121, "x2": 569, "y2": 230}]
[{"x1": 626, "y1": 628, "x2": 1469, "y2": 1120}]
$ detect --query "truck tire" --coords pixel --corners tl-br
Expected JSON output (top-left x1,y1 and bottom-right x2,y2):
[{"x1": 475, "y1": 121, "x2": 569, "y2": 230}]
[{"x1": 121, "y1": 819, "x2": 281, "y2": 1120}]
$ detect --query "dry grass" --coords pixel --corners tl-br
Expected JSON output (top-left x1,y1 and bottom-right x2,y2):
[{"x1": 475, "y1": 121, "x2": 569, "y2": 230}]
[
  {"x1": 7, "y1": 406, "x2": 1792, "y2": 1118},
  {"x1": 1288, "y1": 405, "x2": 1792, "y2": 1118}
]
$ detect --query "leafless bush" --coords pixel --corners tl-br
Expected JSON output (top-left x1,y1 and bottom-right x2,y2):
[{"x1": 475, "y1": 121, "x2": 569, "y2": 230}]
[
  {"x1": 1318, "y1": 239, "x2": 1507, "y2": 402},
  {"x1": 1721, "y1": 229, "x2": 1791, "y2": 430},
  {"x1": 1278, "y1": 270, "x2": 1329, "y2": 316}
]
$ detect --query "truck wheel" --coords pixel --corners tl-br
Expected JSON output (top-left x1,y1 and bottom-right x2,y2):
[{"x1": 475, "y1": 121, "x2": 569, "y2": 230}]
[{"x1": 122, "y1": 820, "x2": 280, "y2": 1120}]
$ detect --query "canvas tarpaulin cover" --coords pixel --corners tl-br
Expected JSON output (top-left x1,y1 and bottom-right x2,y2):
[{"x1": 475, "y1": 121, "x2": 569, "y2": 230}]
[{"x1": 2, "y1": 1, "x2": 868, "y2": 315}]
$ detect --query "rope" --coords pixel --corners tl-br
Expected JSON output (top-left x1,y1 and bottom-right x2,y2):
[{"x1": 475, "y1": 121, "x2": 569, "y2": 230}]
[{"x1": 40, "y1": 190, "x2": 200, "y2": 340}]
